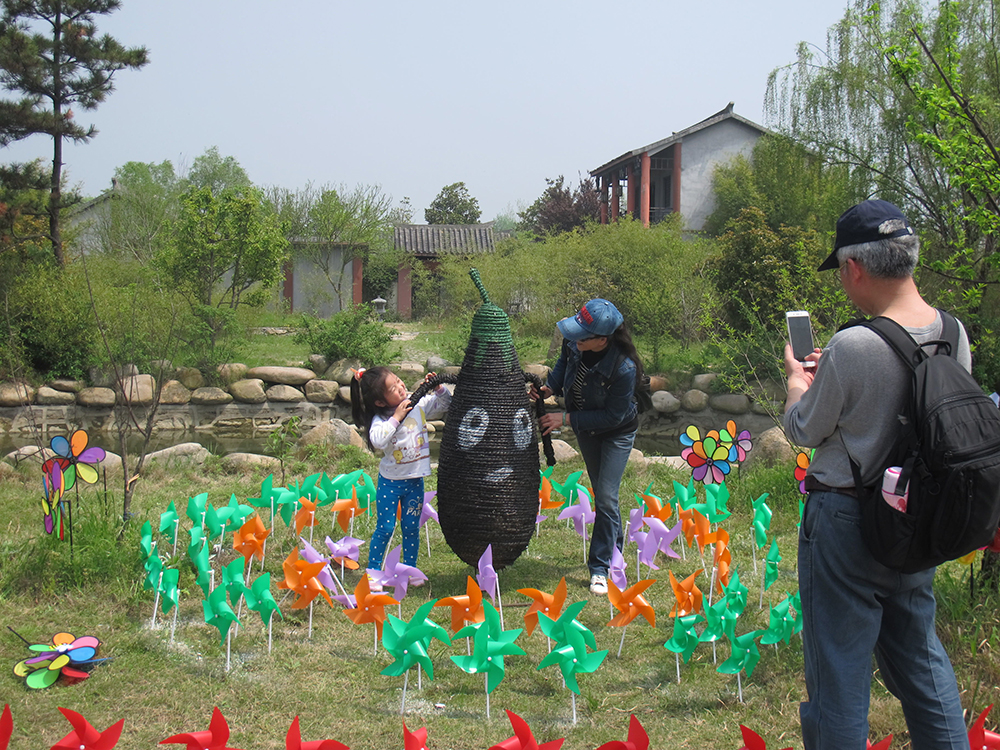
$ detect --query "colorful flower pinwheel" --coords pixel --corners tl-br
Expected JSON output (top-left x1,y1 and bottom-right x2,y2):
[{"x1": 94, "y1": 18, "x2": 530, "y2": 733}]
[
  {"x1": 452, "y1": 601, "x2": 526, "y2": 694},
  {"x1": 14, "y1": 632, "x2": 102, "y2": 689},
  {"x1": 160, "y1": 706, "x2": 241, "y2": 750},
  {"x1": 46, "y1": 429, "x2": 106, "y2": 490},
  {"x1": 488, "y1": 710, "x2": 565, "y2": 750},
  {"x1": 794, "y1": 450, "x2": 812, "y2": 495},
  {"x1": 680, "y1": 425, "x2": 735, "y2": 484},
  {"x1": 285, "y1": 715, "x2": 348, "y2": 750},
  {"x1": 435, "y1": 576, "x2": 486, "y2": 633},
  {"x1": 517, "y1": 577, "x2": 567, "y2": 636},
  {"x1": 537, "y1": 604, "x2": 607, "y2": 695},
  {"x1": 50, "y1": 707, "x2": 123, "y2": 750},
  {"x1": 719, "y1": 420, "x2": 753, "y2": 463},
  {"x1": 594, "y1": 714, "x2": 650, "y2": 750}
]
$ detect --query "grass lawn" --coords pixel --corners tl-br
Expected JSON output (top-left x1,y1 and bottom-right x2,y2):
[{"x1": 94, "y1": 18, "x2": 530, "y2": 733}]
[{"x1": 1, "y1": 445, "x2": 997, "y2": 749}]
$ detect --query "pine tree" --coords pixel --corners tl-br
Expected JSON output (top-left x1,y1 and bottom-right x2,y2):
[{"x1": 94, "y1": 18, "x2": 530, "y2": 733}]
[{"x1": 0, "y1": 0, "x2": 148, "y2": 266}]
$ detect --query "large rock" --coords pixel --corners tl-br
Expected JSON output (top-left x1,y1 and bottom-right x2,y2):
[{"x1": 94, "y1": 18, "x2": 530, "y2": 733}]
[
  {"x1": 266, "y1": 384, "x2": 306, "y2": 402},
  {"x1": 744, "y1": 425, "x2": 797, "y2": 470},
  {"x1": 305, "y1": 379, "x2": 339, "y2": 403},
  {"x1": 393, "y1": 361, "x2": 425, "y2": 381},
  {"x1": 523, "y1": 364, "x2": 550, "y2": 381},
  {"x1": 338, "y1": 385, "x2": 352, "y2": 404},
  {"x1": 190, "y1": 387, "x2": 234, "y2": 406},
  {"x1": 159, "y1": 380, "x2": 192, "y2": 405},
  {"x1": 692, "y1": 373, "x2": 719, "y2": 392},
  {"x1": 217, "y1": 363, "x2": 248, "y2": 385},
  {"x1": 3, "y1": 445, "x2": 55, "y2": 465},
  {"x1": 308, "y1": 354, "x2": 329, "y2": 375},
  {"x1": 323, "y1": 358, "x2": 363, "y2": 386},
  {"x1": 646, "y1": 455, "x2": 690, "y2": 471},
  {"x1": 648, "y1": 375, "x2": 668, "y2": 392},
  {"x1": 709, "y1": 393, "x2": 751, "y2": 415},
  {"x1": 651, "y1": 390, "x2": 681, "y2": 414},
  {"x1": 145, "y1": 442, "x2": 211, "y2": 467},
  {"x1": 35, "y1": 386, "x2": 76, "y2": 405},
  {"x1": 77, "y1": 387, "x2": 116, "y2": 407},
  {"x1": 220, "y1": 452, "x2": 281, "y2": 473},
  {"x1": 541, "y1": 438, "x2": 579, "y2": 463},
  {"x1": 297, "y1": 419, "x2": 366, "y2": 452},
  {"x1": 680, "y1": 389, "x2": 709, "y2": 412},
  {"x1": 246, "y1": 366, "x2": 316, "y2": 386},
  {"x1": 119, "y1": 374, "x2": 156, "y2": 406},
  {"x1": 49, "y1": 379, "x2": 84, "y2": 393},
  {"x1": 175, "y1": 366, "x2": 205, "y2": 390},
  {"x1": 0, "y1": 461, "x2": 18, "y2": 481},
  {"x1": 426, "y1": 356, "x2": 451, "y2": 372},
  {"x1": 229, "y1": 379, "x2": 267, "y2": 404},
  {"x1": 0, "y1": 382, "x2": 35, "y2": 406}
]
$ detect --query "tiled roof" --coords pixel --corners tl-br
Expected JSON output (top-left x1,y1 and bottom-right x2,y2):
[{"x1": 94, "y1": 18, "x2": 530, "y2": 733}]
[{"x1": 394, "y1": 222, "x2": 500, "y2": 256}]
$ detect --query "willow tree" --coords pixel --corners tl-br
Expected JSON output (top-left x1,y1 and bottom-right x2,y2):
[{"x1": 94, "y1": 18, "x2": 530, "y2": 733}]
[{"x1": 0, "y1": 0, "x2": 148, "y2": 266}]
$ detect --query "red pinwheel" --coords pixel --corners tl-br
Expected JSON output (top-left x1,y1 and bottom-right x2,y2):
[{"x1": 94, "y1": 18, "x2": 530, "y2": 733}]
[
  {"x1": 488, "y1": 709, "x2": 565, "y2": 750},
  {"x1": 866, "y1": 736, "x2": 894, "y2": 749},
  {"x1": 0, "y1": 704, "x2": 10, "y2": 750},
  {"x1": 285, "y1": 716, "x2": 349, "y2": 750},
  {"x1": 969, "y1": 704, "x2": 1000, "y2": 749},
  {"x1": 50, "y1": 708, "x2": 124, "y2": 750},
  {"x1": 403, "y1": 723, "x2": 429, "y2": 750},
  {"x1": 737, "y1": 725, "x2": 792, "y2": 750},
  {"x1": 794, "y1": 450, "x2": 811, "y2": 495},
  {"x1": 594, "y1": 714, "x2": 650, "y2": 750},
  {"x1": 160, "y1": 707, "x2": 244, "y2": 749}
]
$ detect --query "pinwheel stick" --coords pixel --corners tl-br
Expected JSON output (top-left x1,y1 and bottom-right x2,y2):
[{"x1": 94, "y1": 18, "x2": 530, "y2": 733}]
[
  {"x1": 267, "y1": 611, "x2": 274, "y2": 654},
  {"x1": 308, "y1": 601, "x2": 314, "y2": 640},
  {"x1": 170, "y1": 601, "x2": 179, "y2": 643},
  {"x1": 571, "y1": 692, "x2": 577, "y2": 725},
  {"x1": 150, "y1": 562, "x2": 162, "y2": 628},
  {"x1": 737, "y1": 673, "x2": 743, "y2": 703},
  {"x1": 618, "y1": 624, "x2": 628, "y2": 658},
  {"x1": 401, "y1": 670, "x2": 408, "y2": 716},
  {"x1": 708, "y1": 567, "x2": 717, "y2": 607},
  {"x1": 172, "y1": 518, "x2": 179, "y2": 559},
  {"x1": 226, "y1": 627, "x2": 232, "y2": 672},
  {"x1": 675, "y1": 652, "x2": 681, "y2": 684},
  {"x1": 751, "y1": 530, "x2": 758, "y2": 573},
  {"x1": 485, "y1": 674, "x2": 490, "y2": 720},
  {"x1": 496, "y1": 581, "x2": 504, "y2": 631}
]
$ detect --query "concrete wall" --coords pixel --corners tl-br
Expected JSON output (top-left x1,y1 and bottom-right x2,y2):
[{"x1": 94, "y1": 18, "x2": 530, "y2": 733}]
[{"x1": 289, "y1": 247, "x2": 349, "y2": 317}]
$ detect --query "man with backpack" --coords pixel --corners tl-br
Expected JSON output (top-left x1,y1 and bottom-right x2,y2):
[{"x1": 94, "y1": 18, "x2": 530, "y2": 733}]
[{"x1": 784, "y1": 200, "x2": 973, "y2": 750}]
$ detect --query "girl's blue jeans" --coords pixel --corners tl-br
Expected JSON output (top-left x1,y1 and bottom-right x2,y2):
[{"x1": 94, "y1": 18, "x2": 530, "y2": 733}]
[
  {"x1": 367, "y1": 476, "x2": 424, "y2": 570},
  {"x1": 575, "y1": 428, "x2": 636, "y2": 577}
]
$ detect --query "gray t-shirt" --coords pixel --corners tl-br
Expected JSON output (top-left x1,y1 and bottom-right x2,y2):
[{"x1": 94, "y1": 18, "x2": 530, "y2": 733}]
[{"x1": 784, "y1": 310, "x2": 972, "y2": 488}]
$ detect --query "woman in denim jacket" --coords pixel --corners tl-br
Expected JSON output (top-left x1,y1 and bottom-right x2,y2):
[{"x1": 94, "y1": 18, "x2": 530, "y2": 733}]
[{"x1": 536, "y1": 299, "x2": 642, "y2": 595}]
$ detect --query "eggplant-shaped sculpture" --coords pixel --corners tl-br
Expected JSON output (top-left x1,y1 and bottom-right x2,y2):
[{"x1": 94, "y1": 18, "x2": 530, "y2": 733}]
[{"x1": 411, "y1": 270, "x2": 552, "y2": 569}]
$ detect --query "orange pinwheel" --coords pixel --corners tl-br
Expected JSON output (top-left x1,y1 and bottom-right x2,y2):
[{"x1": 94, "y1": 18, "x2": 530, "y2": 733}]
[
  {"x1": 285, "y1": 716, "x2": 348, "y2": 750},
  {"x1": 539, "y1": 475, "x2": 562, "y2": 511},
  {"x1": 639, "y1": 492, "x2": 671, "y2": 523},
  {"x1": 330, "y1": 487, "x2": 363, "y2": 532},
  {"x1": 517, "y1": 577, "x2": 568, "y2": 636},
  {"x1": 51, "y1": 708, "x2": 124, "y2": 750},
  {"x1": 705, "y1": 528, "x2": 732, "y2": 593},
  {"x1": 435, "y1": 576, "x2": 486, "y2": 633},
  {"x1": 690, "y1": 508, "x2": 712, "y2": 552},
  {"x1": 233, "y1": 515, "x2": 269, "y2": 563},
  {"x1": 668, "y1": 569, "x2": 704, "y2": 617},
  {"x1": 342, "y1": 571, "x2": 396, "y2": 638},
  {"x1": 607, "y1": 579, "x2": 656, "y2": 628},
  {"x1": 294, "y1": 496, "x2": 319, "y2": 535},
  {"x1": 277, "y1": 549, "x2": 334, "y2": 609}
]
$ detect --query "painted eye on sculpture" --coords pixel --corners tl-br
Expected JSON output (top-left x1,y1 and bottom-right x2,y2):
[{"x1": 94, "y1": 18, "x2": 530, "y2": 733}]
[
  {"x1": 458, "y1": 407, "x2": 490, "y2": 450},
  {"x1": 512, "y1": 407, "x2": 532, "y2": 449}
]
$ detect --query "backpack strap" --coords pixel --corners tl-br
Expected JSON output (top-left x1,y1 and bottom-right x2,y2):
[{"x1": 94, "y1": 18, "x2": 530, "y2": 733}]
[{"x1": 841, "y1": 309, "x2": 960, "y2": 371}]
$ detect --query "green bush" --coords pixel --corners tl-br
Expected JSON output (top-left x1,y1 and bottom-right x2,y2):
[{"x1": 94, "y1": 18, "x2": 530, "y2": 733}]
[{"x1": 294, "y1": 304, "x2": 399, "y2": 366}]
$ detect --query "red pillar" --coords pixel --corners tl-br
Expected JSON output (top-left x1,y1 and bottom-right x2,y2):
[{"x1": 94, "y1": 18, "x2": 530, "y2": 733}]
[
  {"x1": 397, "y1": 261, "x2": 413, "y2": 320},
  {"x1": 599, "y1": 174, "x2": 608, "y2": 224},
  {"x1": 611, "y1": 178, "x2": 620, "y2": 221},
  {"x1": 352, "y1": 255, "x2": 364, "y2": 306},
  {"x1": 640, "y1": 152, "x2": 651, "y2": 227},
  {"x1": 626, "y1": 163, "x2": 636, "y2": 217},
  {"x1": 672, "y1": 143, "x2": 682, "y2": 216}
]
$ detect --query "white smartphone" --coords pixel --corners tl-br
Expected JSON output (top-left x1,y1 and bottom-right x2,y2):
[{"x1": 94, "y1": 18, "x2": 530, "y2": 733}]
[{"x1": 786, "y1": 310, "x2": 816, "y2": 367}]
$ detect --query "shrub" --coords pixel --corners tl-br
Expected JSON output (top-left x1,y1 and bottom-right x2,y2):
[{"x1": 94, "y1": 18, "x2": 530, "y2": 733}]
[{"x1": 294, "y1": 304, "x2": 399, "y2": 365}]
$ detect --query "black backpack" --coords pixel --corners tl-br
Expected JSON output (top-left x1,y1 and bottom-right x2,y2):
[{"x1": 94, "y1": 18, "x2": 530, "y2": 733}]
[{"x1": 843, "y1": 311, "x2": 1000, "y2": 572}]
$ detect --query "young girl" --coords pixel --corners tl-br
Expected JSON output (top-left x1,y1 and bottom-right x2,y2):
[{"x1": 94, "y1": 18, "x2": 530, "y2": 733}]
[{"x1": 351, "y1": 367, "x2": 451, "y2": 581}]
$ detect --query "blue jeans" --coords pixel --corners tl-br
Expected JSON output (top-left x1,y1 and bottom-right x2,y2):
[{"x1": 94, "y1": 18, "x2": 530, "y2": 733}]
[
  {"x1": 799, "y1": 491, "x2": 968, "y2": 750},
  {"x1": 368, "y1": 476, "x2": 424, "y2": 570},
  {"x1": 575, "y1": 428, "x2": 635, "y2": 577}
]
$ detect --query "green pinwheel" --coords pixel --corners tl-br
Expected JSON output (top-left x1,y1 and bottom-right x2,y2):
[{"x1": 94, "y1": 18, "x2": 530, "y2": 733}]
[
  {"x1": 140, "y1": 520, "x2": 154, "y2": 559},
  {"x1": 143, "y1": 552, "x2": 163, "y2": 591},
  {"x1": 764, "y1": 539, "x2": 782, "y2": 591},
  {"x1": 751, "y1": 493, "x2": 772, "y2": 548},
  {"x1": 192, "y1": 542, "x2": 211, "y2": 597},
  {"x1": 551, "y1": 470, "x2": 591, "y2": 511},
  {"x1": 186, "y1": 524, "x2": 206, "y2": 565},
  {"x1": 537, "y1": 601, "x2": 595, "y2": 650},
  {"x1": 382, "y1": 600, "x2": 451, "y2": 679},
  {"x1": 759, "y1": 597, "x2": 795, "y2": 646},
  {"x1": 723, "y1": 568, "x2": 748, "y2": 617},
  {"x1": 246, "y1": 573, "x2": 283, "y2": 624},
  {"x1": 247, "y1": 474, "x2": 282, "y2": 516},
  {"x1": 537, "y1": 618, "x2": 608, "y2": 694},
  {"x1": 159, "y1": 568, "x2": 180, "y2": 614},
  {"x1": 789, "y1": 590, "x2": 803, "y2": 637},
  {"x1": 203, "y1": 585, "x2": 239, "y2": 644},
  {"x1": 671, "y1": 477, "x2": 698, "y2": 511},
  {"x1": 452, "y1": 602, "x2": 525, "y2": 693},
  {"x1": 698, "y1": 595, "x2": 736, "y2": 646},
  {"x1": 276, "y1": 486, "x2": 304, "y2": 527},
  {"x1": 704, "y1": 482, "x2": 731, "y2": 524},
  {"x1": 222, "y1": 557, "x2": 248, "y2": 606},
  {"x1": 718, "y1": 627, "x2": 763, "y2": 679},
  {"x1": 159, "y1": 500, "x2": 179, "y2": 545},
  {"x1": 663, "y1": 612, "x2": 704, "y2": 664},
  {"x1": 186, "y1": 492, "x2": 209, "y2": 526}
]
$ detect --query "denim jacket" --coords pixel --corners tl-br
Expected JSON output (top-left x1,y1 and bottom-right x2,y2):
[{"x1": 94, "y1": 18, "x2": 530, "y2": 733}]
[{"x1": 546, "y1": 338, "x2": 637, "y2": 436}]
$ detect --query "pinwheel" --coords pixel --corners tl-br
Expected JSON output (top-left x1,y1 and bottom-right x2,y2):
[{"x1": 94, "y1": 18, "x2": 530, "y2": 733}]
[
  {"x1": 681, "y1": 425, "x2": 733, "y2": 484},
  {"x1": 794, "y1": 450, "x2": 811, "y2": 495},
  {"x1": 663, "y1": 612, "x2": 704, "y2": 680},
  {"x1": 704, "y1": 482, "x2": 731, "y2": 524},
  {"x1": 609, "y1": 546, "x2": 628, "y2": 591},
  {"x1": 14, "y1": 631, "x2": 102, "y2": 689},
  {"x1": 285, "y1": 716, "x2": 348, "y2": 750},
  {"x1": 638, "y1": 517, "x2": 682, "y2": 570},
  {"x1": 0, "y1": 704, "x2": 10, "y2": 750},
  {"x1": 668, "y1": 569, "x2": 704, "y2": 617},
  {"x1": 141, "y1": 518, "x2": 155, "y2": 559},
  {"x1": 372, "y1": 545, "x2": 428, "y2": 603},
  {"x1": 403, "y1": 723, "x2": 429, "y2": 750},
  {"x1": 203, "y1": 585, "x2": 239, "y2": 646},
  {"x1": 159, "y1": 567, "x2": 180, "y2": 614},
  {"x1": 718, "y1": 628, "x2": 763, "y2": 702},
  {"x1": 50, "y1": 707, "x2": 123, "y2": 750},
  {"x1": 736, "y1": 724, "x2": 793, "y2": 750},
  {"x1": 186, "y1": 492, "x2": 209, "y2": 526},
  {"x1": 488, "y1": 709, "x2": 565, "y2": 750},
  {"x1": 436, "y1": 576, "x2": 486, "y2": 633},
  {"x1": 721, "y1": 420, "x2": 754, "y2": 461},
  {"x1": 325, "y1": 535, "x2": 364, "y2": 573},
  {"x1": 192, "y1": 541, "x2": 212, "y2": 597},
  {"x1": 671, "y1": 477, "x2": 698, "y2": 510},
  {"x1": 246, "y1": 572, "x2": 283, "y2": 652},
  {"x1": 342, "y1": 572, "x2": 397, "y2": 648},
  {"x1": 698, "y1": 594, "x2": 736, "y2": 663},
  {"x1": 233, "y1": 515, "x2": 270, "y2": 564},
  {"x1": 48, "y1": 429, "x2": 106, "y2": 489},
  {"x1": 186, "y1": 523, "x2": 207, "y2": 568},
  {"x1": 558, "y1": 490, "x2": 595, "y2": 554},
  {"x1": 866, "y1": 736, "x2": 894, "y2": 750},
  {"x1": 159, "y1": 500, "x2": 180, "y2": 547},
  {"x1": 539, "y1": 469, "x2": 562, "y2": 511},
  {"x1": 329, "y1": 486, "x2": 364, "y2": 533},
  {"x1": 594, "y1": 714, "x2": 649, "y2": 750},
  {"x1": 382, "y1": 600, "x2": 452, "y2": 713},
  {"x1": 551, "y1": 471, "x2": 591, "y2": 511},
  {"x1": 41, "y1": 456, "x2": 66, "y2": 536},
  {"x1": 278, "y1": 549, "x2": 334, "y2": 610},
  {"x1": 295, "y1": 495, "x2": 320, "y2": 536},
  {"x1": 751, "y1": 493, "x2": 772, "y2": 569},
  {"x1": 788, "y1": 590, "x2": 803, "y2": 637},
  {"x1": 689, "y1": 508, "x2": 712, "y2": 555},
  {"x1": 453, "y1": 602, "x2": 526, "y2": 717},
  {"x1": 702, "y1": 528, "x2": 732, "y2": 598},
  {"x1": 144, "y1": 548, "x2": 164, "y2": 594},
  {"x1": 762, "y1": 539, "x2": 782, "y2": 602},
  {"x1": 477, "y1": 544, "x2": 499, "y2": 603},
  {"x1": 636, "y1": 483, "x2": 671, "y2": 522},
  {"x1": 212, "y1": 494, "x2": 253, "y2": 538},
  {"x1": 723, "y1": 568, "x2": 749, "y2": 617},
  {"x1": 759, "y1": 597, "x2": 795, "y2": 647},
  {"x1": 607, "y1": 579, "x2": 656, "y2": 657},
  {"x1": 419, "y1": 491, "x2": 439, "y2": 555},
  {"x1": 160, "y1": 706, "x2": 243, "y2": 749},
  {"x1": 299, "y1": 538, "x2": 339, "y2": 594},
  {"x1": 627, "y1": 507, "x2": 647, "y2": 544},
  {"x1": 517, "y1": 577, "x2": 567, "y2": 636},
  {"x1": 537, "y1": 607, "x2": 607, "y2": 720},
  {"x1": 221, "y1": 557, "x2": 248, "y2": 633},
  {"x1": 968, "y1": 704, "x2": 1000, "y2": 749}
]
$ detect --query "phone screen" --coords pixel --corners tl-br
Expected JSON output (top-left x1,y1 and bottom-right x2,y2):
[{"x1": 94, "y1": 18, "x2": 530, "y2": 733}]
[{"x1": 786, "y1": 312, "x2": 815, "y2": 362}]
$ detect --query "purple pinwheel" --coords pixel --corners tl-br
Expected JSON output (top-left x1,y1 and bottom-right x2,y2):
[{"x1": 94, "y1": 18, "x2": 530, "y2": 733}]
[
  {"x1": 325, "y1": 534, "x2": 364, "y2": 572},
  {"x1": 419, "y1": 492, "x2": 438, "y2": 527},
  {"x1": 371, "y1": 545, "x2": 427, "y2": 602},
  {"x1": 609, "y1": 546, "x2": 628, "y2": 591},
  {"x1": 299, "y1": 538, "x2": 338, "y2": 593},
  {"x1": 638, "y1": 517, "x2": 682, "y2": 570},
  {"x1": 558, "y1": 491, "x2": 595, "y2": 540},
  {"x1": 477, "y1": 544, "x2": 498, "y2": 603},
  {"x1": 627, "y1": 507, "x2": 647, "y2": 544}
]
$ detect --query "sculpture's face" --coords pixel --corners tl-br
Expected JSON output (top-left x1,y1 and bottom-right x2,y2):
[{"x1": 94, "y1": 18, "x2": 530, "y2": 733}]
[{"x1": 455, "y1": 403, "x2": 535, "y2": 484}]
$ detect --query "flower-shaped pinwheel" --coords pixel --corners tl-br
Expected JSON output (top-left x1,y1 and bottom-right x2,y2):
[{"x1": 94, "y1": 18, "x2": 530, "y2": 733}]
[
  {"x1": 246, "y1": 573, "x2": 283, "y2": 626},
  {"x1": 233, "y1": 515, "x2": 270, "y2": 564},
  {"x1": 663, "y1": 612, "x2": 704, "y2": 664},
  {"x1": 681, "y1": 425, "x2": 734, "y2": 484},
  {"x1": 14, "y1": 632, "x2": 102, "y2": 689},
  {"x1": 46, "y1": 429, "x2": 106, "y2": 491},
  {"x1": 607, "y1": 580, "x2": 656, "y2": 628},
  {"x1": 794, "y1": 450, "x2": 812, "y2": 495},
  {"x1": 718, "y1": 628, "x2": 763, "y2": 679},
  {"x1": 668, "y1": 569, "x2": 704, "y2": 617},
  {"x1": 285, "y1": 715, "x2": 348, "y2": 750},
  {"x1": 537, "y1": 605, "x2": 607, "y2": 694},
  {"x1": 342, "y1": 572, "x2": 397, "y2": 639},
  {"x1": 51, "y1": 707, "x2": 124, "y2": 750},
  {"x1": 453, "y1": 601, "x2": 526, "y2": 694},
  {"x1": 372, "y1": 545, "x2": 428, "y2": 602},
  {"x1": 759, "y1": 597, "x2": 795, "y2": 647},
  {"x1": 159, "y1": 500, "x2": 179, "y2": 546},
  {"x1": 488, "y1": 709, "x2": 565, "y2": 750},
  {"x1": 203, "y1": 586, "x2": 239, "y2": 645},
  {"x1": 594, "y1": 714, "x2": 650, "y2": 750},
  {"x1": 435, "y1": 576, "x2": 486, "y2": 633},
  {"x1": 278, "y1": 549, "x2": 334, "y2": 610},
  {"x1": 737, "y1": 725, "x2": 793, "y2": 750},
  {"x1": 160, "y1": 706, "x2": 242, "y2": 749},
  {"x1": 719, "y1": 420, "x2": 753, "y2": 463},
  {"x1": 325, "y1": 535, "x2": 363, "y2": 571},
  {"x1": 517, "y1": 577, "x2": 567, "y2": 636},
  {"x1": 751, "y1": 493, "x2": 772, "y2": 549},
  {"x1": 477, "y1": 544, "x2": 498, "y2": 603},
  {"x1": 382, "y1": 600, "x2": 451, "y2": 680}
]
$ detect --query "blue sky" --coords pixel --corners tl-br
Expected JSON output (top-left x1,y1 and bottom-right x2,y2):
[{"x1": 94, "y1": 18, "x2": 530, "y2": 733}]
[{"x1": 1, "y1": 0, "x2": 851, "y2": 220}]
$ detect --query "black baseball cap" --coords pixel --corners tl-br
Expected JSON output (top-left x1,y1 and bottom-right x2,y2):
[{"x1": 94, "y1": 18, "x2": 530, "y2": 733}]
[{"x1": 817, "y1": 199, "x2": 915, "y2": 271}]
